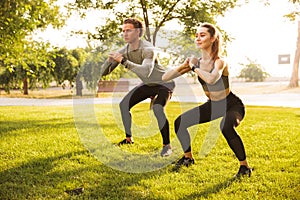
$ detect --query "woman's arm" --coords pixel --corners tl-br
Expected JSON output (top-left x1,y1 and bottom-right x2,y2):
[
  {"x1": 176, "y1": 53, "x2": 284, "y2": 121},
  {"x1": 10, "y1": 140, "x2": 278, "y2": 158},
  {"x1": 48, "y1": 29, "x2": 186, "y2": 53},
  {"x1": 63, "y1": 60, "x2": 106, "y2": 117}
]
[
  {"x1": 192, "y1": 59, "x2": 226, "y2": 84},
  {"x1": 162, "y1": 59, "x2": 191, "y2": 81}
]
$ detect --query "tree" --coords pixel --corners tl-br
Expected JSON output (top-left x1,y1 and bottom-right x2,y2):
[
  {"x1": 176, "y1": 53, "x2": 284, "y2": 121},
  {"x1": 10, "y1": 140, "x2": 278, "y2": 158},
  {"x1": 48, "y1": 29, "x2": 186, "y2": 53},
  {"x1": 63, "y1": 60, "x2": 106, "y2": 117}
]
[
  {"x1": 238, "y1": 58, "x2": 270, "y2": 82},
  {"x1": 51, "y1": 48, "x2": 79, "y2": 87},
  {"x1": 68, "y1": 0, "x2": 239, "y2": 83},
  {"x1": 0, "y1": 0, "x2": 65, "y2": 94},
  {"x1": 262, "y1": 0, "x2": 300, "y2": 87},
  {"x1": 51, "y1": 47, "x2": 90, "y2": 95},
  {"x1": 81, "y1": 45, "x2": 128, "y2": 90},
  {"x1": 71, "y1": 48, "x2": 87, "y2": 96},
  {"x1": 284, "y1": 0, "x2": 300, "y2": 87},
  {"x1": 81, "y1": 49, "x2": 103, "y2": 90},
  {"x1": 0, "y1": 41, "x2": 55, "y2": 94},
  {"x1": 68, "y1": 0, "x2": 238, "y2": 46},
  {"x1": 289, "y1": 20, "x2": 300, "y2": 87}
]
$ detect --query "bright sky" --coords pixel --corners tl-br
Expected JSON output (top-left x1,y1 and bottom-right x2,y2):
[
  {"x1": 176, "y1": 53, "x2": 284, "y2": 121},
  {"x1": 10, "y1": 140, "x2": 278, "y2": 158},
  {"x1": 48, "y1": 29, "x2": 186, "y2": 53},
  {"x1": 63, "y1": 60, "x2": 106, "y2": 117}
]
[
  {"x1": 218, "y1": 1, "x2": 297, "y2": 77},
  {"x1": 36, "y1": 1, "x2": 298, "y2": 77}
]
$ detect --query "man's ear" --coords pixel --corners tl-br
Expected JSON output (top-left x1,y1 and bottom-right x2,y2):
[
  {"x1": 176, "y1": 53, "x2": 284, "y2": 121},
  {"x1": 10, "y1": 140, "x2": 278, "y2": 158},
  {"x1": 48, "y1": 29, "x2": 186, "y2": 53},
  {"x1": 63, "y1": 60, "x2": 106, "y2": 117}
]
[{"x1": 137, "y1": 28, "x2": 142, "y2": 37}]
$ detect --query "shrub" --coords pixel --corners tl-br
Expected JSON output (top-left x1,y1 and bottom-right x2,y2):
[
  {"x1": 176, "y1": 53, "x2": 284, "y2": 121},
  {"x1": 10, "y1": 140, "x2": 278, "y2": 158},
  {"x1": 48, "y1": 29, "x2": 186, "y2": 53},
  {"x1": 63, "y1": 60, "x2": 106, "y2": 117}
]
[{"x1": 238, "y1": 58, "x2": 269, "y2": 82}]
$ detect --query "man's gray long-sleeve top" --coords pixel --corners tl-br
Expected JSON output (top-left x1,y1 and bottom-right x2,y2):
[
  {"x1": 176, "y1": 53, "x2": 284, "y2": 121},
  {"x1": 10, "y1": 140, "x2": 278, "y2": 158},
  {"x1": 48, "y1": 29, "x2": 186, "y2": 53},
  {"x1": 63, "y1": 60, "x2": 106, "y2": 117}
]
[{"x1": 101, "y1": 40, "x2": 172, "y2": 85}]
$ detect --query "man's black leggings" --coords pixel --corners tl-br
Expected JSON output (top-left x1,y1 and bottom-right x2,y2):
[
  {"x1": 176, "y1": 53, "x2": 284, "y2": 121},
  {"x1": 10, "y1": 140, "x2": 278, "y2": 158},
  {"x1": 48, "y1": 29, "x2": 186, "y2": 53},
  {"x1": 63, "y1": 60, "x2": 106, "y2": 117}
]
[
  {"x1": 120, "y1": 82, "x2": 175, "y2": 145},
  {"x1": 174, "y1": 92, "x2": 247, "y2": 161}
]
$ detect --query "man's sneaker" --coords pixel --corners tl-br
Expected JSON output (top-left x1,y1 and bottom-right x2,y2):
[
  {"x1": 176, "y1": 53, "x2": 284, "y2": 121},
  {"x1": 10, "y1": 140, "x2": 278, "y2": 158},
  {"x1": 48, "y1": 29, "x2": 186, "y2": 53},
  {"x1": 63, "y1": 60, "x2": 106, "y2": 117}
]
[
  {"x1": 234, "y1": 165, "x2": 252, "y2": 178},
  {"x1": 160, "y1": 144, "x2": 172, "y2": 157},
  {"x1": 174, "y1": 156, "x2": 194, "y2": 170},
  {"x1": 118, "y1": 138, "x2": 134, "y2": 146}
]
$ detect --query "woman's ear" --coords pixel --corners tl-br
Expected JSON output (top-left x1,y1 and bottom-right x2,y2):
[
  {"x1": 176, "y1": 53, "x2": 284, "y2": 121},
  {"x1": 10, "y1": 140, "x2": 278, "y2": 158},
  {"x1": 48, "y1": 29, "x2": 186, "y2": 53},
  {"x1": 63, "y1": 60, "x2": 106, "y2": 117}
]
[{"x1": 210, "y1": 35, "x2": 217, "y2": 43}]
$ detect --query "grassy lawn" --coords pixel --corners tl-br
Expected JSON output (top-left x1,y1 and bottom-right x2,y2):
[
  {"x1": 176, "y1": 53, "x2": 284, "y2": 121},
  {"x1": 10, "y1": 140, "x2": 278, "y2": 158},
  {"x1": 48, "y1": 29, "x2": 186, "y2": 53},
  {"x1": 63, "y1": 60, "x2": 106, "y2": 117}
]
[{"x1": 0, "y1": 103, "x2": 299, "y2": 199}]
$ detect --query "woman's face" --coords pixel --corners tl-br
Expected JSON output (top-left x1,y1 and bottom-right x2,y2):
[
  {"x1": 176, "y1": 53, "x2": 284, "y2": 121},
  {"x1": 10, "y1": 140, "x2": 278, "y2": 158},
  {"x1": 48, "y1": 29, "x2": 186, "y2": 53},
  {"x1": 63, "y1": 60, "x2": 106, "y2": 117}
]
[{"x1": 195, "y1": 27, "x2": 214, "y2": 50}]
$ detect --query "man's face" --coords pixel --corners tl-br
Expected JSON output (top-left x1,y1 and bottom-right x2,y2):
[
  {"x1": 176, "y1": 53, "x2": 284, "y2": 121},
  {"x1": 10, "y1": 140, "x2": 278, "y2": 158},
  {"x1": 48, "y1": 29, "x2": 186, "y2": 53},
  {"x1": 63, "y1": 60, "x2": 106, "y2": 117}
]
[{"x1": 122, "y1": 23, "x2": 140, "y2": 44}]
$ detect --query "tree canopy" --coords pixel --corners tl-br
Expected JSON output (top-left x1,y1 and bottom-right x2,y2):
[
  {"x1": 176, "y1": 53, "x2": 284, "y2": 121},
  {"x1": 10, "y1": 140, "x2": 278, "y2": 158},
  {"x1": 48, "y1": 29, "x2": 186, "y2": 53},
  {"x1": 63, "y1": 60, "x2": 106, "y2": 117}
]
[
  {"x1": 68, "y1": 0, "x2": 239, "y2": 46},
  {"x1": 66, "y1": 0, "x2": 239, "y2": 83},
  {"x1": 0, "y1": 0, "x2": 66, "y2": 94},
  {"x1": 0, "y1": 0, "x2": 65, "y2": 69}
]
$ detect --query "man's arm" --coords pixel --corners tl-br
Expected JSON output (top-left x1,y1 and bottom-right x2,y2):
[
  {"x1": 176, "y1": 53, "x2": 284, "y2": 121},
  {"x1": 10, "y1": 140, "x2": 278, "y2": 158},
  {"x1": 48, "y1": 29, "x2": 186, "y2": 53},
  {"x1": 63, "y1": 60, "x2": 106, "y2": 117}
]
[
  {"x1": 110, "y1": 46, "x2": 158, "y2": 78},
  {"x1": 123, "y1": 47, "x2": 156, "y2": 78},
  {"x1": 101, "y1": 58, "x2": 119, "y2": 76},
  {"x1": 100, "y1": 47, "x2": 127, "y2": 77}
]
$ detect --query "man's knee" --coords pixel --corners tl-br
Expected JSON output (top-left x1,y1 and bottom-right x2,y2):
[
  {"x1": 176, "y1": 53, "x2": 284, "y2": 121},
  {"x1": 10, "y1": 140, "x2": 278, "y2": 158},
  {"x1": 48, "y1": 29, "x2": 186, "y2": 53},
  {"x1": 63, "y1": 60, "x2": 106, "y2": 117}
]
[
  {"x1": 119, "y1": 98, "x2": 130, "y2": 112},
  {"x1": 156, "y1": 89, "x2": 171, "y2": 106},
  {"x1": 152, "y1": 103, "x2": 164, "y2": 117}
]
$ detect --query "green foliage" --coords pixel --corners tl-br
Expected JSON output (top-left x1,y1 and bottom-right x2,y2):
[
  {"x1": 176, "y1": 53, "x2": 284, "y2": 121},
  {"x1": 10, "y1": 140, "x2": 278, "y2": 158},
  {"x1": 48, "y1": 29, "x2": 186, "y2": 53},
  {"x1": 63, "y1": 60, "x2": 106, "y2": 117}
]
[
  {"x1": 68, "y1": 0, "x2": 238, "y2": 83},
  {"x1": 238, "y1": 58, "x2": 270, "y2": 82},
  {"x1": 68, "y1": 0, "x2": 239, "y2": 46},
  {"x1": 81, "y1": 36, "x2": 129, "y2": 87},
  {"x1": 0, "y1": 104, "x2": 299, "y2": 199},
  {"x1": 260, "y1": 0, "x2": 300, "y2": 21},
  {"x1": 284, "y1": 0, "x2": 300, "y2": 21},
  {"x1": 0, "y1": 0, "x2": 65, "y2": 94},
  {"x1": 51, "y1": 48, "x2": 76, "y2": 85},
  {"x1": 81, "y1": 49, "x2": 103, "y2": 89},
  {"x1": 81, "y1": 48, "x2": 129, "y2": 90},
  {"x1": 0, "y1": 67, "x2": 16, "y2": 93},
  {"x1": 50, "y1": 48, "x2": 88, "y2": 89},
  {"x1": 0, "y1": 0, "x2": 64, "y2": 67},
  {"x1": 160, "y1": 30, "x2": 201, "y2": 65},
  {"x1": 0, "y1": 41, "x2": 55, "y2": 94}
]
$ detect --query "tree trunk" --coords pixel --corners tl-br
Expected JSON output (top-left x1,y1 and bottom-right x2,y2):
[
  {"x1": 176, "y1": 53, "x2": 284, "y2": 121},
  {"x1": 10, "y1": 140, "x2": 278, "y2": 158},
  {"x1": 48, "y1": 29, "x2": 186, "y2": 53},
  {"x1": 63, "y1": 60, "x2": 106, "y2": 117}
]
[
  {"x1": 289, "y1": 21, "x2": 300, "y2": 88},
  {"x1": 76, "y1": 77, "x2": 83, "y2": 96},
  {"x1": 140, "y1": 0, "x2": 151, "y2": 42},
  {"x1": 23, "y1": 77, "x2": 29, "y2": 95}
]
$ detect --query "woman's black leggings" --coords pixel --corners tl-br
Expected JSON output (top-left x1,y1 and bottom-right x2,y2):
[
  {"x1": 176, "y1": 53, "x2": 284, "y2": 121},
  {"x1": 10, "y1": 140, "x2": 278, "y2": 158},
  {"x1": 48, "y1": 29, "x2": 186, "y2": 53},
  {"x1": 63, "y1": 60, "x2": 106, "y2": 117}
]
[
  {"x1": 120, "y1": 82, "x2": 175, "y2": 145},
  {"x1": 174, "y1": 92, "x2": 247, "y2": 161}
]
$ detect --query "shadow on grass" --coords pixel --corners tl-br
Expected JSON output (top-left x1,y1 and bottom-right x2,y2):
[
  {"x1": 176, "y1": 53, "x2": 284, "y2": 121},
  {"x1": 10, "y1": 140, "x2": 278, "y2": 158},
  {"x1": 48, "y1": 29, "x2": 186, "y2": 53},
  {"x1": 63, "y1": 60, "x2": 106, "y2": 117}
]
[
  {"x1": 179, "y1": 177, "x2": 237, "y2": 199},
  {"x1": 0, "y1": 150, "x2": 164, "y2": 199},
  {"x1": 0, "y1": 117, "x2": 75, "y2": 138}
]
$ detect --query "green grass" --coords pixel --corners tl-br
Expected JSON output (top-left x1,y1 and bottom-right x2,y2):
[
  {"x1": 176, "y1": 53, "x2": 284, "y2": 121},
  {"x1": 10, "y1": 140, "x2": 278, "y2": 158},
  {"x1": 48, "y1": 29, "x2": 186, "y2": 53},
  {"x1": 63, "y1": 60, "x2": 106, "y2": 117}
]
[{"x1": 0, "y1": 103, "x2": 299, "y2": 199}]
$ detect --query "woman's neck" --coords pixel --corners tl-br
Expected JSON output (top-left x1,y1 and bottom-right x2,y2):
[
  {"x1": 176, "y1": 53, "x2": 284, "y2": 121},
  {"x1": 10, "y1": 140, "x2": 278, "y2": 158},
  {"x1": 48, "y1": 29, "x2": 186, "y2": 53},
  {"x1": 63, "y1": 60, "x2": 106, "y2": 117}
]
[{"x1": 201, "y1": 50, "x2": 212, "y2": 62}]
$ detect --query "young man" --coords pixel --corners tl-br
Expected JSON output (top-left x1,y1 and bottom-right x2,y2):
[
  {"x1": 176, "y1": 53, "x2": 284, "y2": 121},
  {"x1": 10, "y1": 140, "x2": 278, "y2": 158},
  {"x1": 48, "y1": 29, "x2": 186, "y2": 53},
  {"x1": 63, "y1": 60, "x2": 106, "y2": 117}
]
[{"x1": 100, "y1": 18, "x2": 175, "y2": 157}]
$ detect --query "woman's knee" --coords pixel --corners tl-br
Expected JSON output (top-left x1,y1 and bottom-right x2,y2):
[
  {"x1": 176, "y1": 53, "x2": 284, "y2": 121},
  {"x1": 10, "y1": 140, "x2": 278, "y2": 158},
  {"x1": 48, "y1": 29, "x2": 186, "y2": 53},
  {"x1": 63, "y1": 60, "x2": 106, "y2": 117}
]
[
  {"x1": 221, "y1": 112, "x2": 242, "y2": 128},
  {"x1": 220, "y1": 113, "x2": 241, "y2": 140}
]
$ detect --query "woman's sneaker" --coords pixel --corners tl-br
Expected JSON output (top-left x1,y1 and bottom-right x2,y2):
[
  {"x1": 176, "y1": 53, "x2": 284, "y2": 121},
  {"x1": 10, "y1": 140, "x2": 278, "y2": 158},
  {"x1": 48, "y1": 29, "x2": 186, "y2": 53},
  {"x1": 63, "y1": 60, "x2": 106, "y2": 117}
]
[
  {"x1": 160, "y1": 144, "x2": 172, "y2": 157},
  {"x1": 234, "y1": 165, "x2": 252, "y2": 178}
]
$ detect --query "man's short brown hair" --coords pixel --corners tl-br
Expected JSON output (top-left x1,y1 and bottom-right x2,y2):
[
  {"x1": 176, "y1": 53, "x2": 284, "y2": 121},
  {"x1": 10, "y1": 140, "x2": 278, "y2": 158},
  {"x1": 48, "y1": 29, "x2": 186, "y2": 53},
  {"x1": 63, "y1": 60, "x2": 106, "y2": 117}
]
[{"x1": 123, "y1": 18, "x2": 144, "y2": 37}]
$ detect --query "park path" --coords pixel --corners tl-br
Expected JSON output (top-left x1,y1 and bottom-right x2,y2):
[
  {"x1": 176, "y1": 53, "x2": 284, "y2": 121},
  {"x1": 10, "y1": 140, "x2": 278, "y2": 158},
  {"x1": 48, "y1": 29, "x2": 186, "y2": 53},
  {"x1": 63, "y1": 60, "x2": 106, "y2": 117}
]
[
  {"x1": 1, "y1": 79, "x2": 299, "y2": 108},
  {"x1": 1, "y1": 92, "x2": 299, "y2": 107}
]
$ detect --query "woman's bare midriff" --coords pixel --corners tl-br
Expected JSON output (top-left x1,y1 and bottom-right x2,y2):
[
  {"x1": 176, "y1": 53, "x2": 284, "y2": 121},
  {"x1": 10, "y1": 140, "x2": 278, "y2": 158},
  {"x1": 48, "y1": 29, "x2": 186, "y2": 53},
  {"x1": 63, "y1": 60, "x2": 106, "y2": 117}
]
[{"x1": 204, "y1": 88, "x2": 231, "y2": 101}]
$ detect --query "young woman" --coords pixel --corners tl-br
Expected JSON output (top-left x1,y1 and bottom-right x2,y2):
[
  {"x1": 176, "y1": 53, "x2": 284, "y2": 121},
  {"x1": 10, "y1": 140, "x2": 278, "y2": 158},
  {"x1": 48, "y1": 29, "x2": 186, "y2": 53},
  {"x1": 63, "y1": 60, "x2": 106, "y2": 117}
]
[{"x1": 162, "y1": 22, "x2": 252, "y2": 177}]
